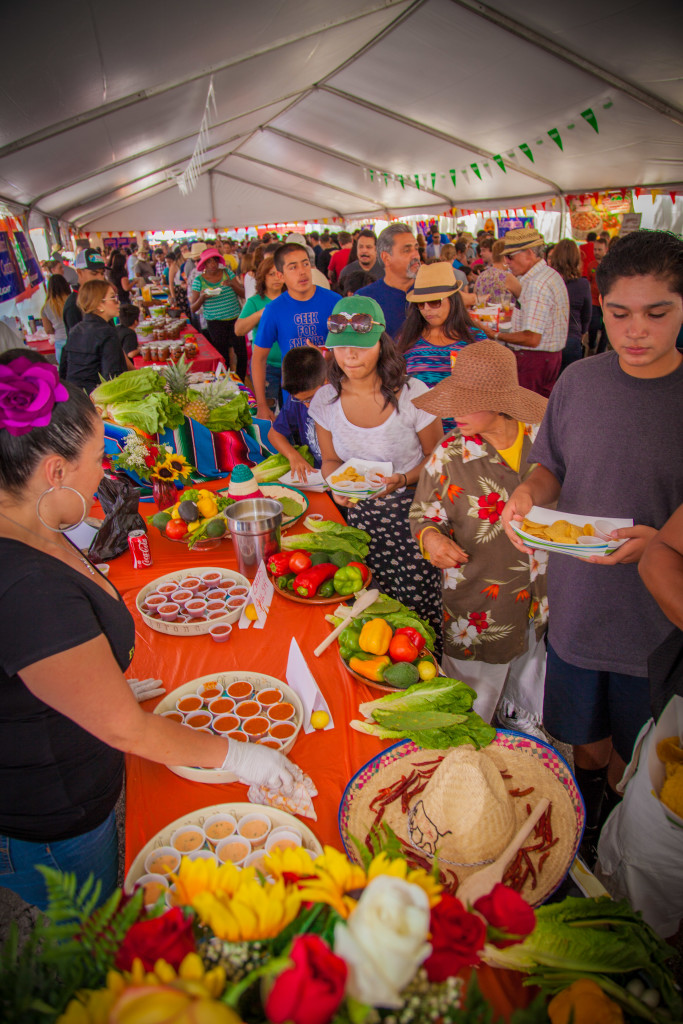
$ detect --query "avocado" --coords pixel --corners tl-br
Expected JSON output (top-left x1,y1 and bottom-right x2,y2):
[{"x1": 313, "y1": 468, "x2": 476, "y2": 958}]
[
  {"x1": 178, "y1": 500, "x2": 200, "y2": 523},
  {"x1": 330, "y1": 550, "x2": 352, "y2": 567},
  {"x1": 151, "y1": 510, "x2": 172, "y2": 530},
  {"x1": 383, "y1": 662, "x2": 420, "y2": 689},
  {"x1": 310, "y1": 551, "x2": 335, "y2": 565},
  {"x1": 205, "y1": 517, "x2": 226, "y2": 538}
]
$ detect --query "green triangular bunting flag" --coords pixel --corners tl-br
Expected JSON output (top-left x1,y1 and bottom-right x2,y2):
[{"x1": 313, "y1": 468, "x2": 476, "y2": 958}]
[
  {"x1": 369, "y1": 169, "x2": 374, "y2": 182},
  {"x1": 415, "y1": 174, "x2": 420, "y2": 189},
  {"x1": 547, "y1": 128, "x2": 563, "y2": 150},
  {"x1": 449, "y1": 168, "x2": 456, "y2": 187},
  {"x1": 470, "y1": 163, "x2": 482, "y2": 180},
  {"x1": 398, "y1": 174, "x2": 404, "y2": 189},
  {"x1": 492, "y1": 155, "x2": 506, "y2": 173},
  {"x1": 383, "y1": 172, "x2": 388, "y2": 186},
  {"x1": 519, "y1": 143, "x2": 535, "y2": 163},
  {"x1": 431, "y1": 172, "x2": 436, "y2": 189},
  {"x1": 580, "y1": 108, "x2": 599, "y2": 133}
]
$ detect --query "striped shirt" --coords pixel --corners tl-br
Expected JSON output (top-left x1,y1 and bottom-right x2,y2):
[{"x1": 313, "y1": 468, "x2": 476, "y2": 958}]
[
  {"x1": 509, "y1": 260, "x2": 569, "y2": 352},
  {"x1": 404, "y1": 329, "x2": 486, "y2": 433},
  {"x1": 191, "y1": 270, "x2": 240, "y2": 321}
]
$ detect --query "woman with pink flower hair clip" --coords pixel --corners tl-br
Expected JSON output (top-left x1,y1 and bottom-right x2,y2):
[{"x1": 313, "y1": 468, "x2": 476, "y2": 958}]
[{"x1": 0, "y1": 350, "x2": 302, "y2": 911}]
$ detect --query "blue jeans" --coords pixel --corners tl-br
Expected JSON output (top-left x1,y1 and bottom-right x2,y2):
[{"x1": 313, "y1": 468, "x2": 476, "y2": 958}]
[{"x1": 0, "y1": 810, "x2": 118, "y2": 911}]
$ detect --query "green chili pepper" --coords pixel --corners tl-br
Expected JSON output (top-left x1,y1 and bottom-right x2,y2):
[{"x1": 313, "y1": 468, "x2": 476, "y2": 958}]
[
  {"x1": 277, "y1": 572, "x2": 295, "y2": 591},
  {"x1": 318, "y1": 578, "x2": 337, "y2": 598},
  {"x1": 338, "y1": 621, "x2": 363, "y2": 661},
  {"x1": 333, "y1": 565, "x2": 364, "y2": 596}
]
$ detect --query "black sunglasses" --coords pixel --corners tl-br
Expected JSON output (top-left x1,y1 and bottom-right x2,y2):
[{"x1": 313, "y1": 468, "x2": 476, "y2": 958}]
[{"x1": 416, "y1": 299, "x2": 444, "y2": 309}]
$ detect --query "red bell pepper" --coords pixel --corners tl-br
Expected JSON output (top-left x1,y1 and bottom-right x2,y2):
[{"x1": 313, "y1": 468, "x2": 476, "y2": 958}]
[
  {"x1": 347, "y1": 561, "x2": 370, "y2": 584},
  {"x1": 394, "y1": 626, "x2": 425, "y2": 654},
  {"x1": 267, "y1": 552, "x2": 293, "y2": 577},
  {"x1": 388, "y1": 632, "x2": 419, "y2": 663},
  {"x1": 288, "y1": 550, "x2": 313, "y2": 574},
  {"x1": 293, "y1": 563, "x2": 338, "y2": 598}
]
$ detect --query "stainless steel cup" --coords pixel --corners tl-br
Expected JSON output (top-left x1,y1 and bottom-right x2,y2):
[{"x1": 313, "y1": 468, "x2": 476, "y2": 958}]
[{"x1": 225, "y1": 499, "x2": 282, "y2": 579}]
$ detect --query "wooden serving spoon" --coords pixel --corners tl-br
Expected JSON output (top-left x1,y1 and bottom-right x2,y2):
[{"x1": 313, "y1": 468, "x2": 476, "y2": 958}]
[
  {"x1": 454, "y1": 797, "x2": 549, "y2": 907},
  {"x1": 313, "y1": 588, "x2": 379, "y2": 657}
]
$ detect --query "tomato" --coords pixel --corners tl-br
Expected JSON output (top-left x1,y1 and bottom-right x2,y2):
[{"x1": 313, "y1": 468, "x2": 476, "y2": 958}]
[
  {"x1": 288, "y1": 550, "x2": 312, "y2": 573},
  {"x1": 165, "y1": 519, "x2": 189, "y2": 540}
]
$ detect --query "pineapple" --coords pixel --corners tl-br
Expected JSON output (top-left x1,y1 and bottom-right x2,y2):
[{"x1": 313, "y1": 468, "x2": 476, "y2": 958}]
[
  {"x1": 200, "y1": 378, "x2": 239, "y2": 411},
  {"x1": 162, "y1": 355, "x2": 210, "y2": 424},
  {"x1": 182, "y1": 390, "x2": 210, "y2": 424}
]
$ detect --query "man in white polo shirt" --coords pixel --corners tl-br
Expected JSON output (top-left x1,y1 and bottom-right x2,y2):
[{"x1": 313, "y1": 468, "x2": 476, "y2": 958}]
[{"x1": 487, "y1": 228, "x2": 569, "y2": 397}]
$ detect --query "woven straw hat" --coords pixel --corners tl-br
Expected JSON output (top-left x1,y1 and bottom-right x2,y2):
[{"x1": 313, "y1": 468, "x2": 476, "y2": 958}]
[
  {"x1": 339, "y1": 735, "x2": 585, "y2": 907},
  {"x1": 501, "y1": 227, "x2": 545, "y2": 254},
  {"x1": 406, "y1": 263, "x2": 462, "y2": 303},
  {"x1": 412, "y1": 340, "x2": 548, "y2": 423},
  {"x1": 190, "y1": 242, "x2": 207, "y2": 259}
]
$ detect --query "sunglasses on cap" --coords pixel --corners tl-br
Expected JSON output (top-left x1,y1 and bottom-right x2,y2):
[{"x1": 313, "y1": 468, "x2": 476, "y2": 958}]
[
  {"x1": 417, "y1": 299, "x2": 444, "y2": 309},
  {"x1": 327, "y1": 312, "x2": 384, "y2": 334}
]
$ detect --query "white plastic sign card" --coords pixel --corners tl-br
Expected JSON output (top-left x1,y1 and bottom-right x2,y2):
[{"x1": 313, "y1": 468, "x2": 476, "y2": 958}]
[
  {"x1": 286, "y1": 637, "x2": 334, "y2": 733},
  {"x1": 238, "y1": 560, "x2": 273, "y2": 629}
]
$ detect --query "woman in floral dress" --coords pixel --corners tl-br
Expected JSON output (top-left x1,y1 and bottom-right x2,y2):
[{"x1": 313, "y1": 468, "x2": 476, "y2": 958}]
[{"x1": 409, "y1": 341, "x2": 549, "y2": 731}]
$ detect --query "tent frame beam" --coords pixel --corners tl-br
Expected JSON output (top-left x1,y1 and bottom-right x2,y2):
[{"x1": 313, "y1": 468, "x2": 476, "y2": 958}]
[
  {"x1": 319, "y1": 84, "x2": 562, "y2": 195},
  {"x1": 264, "y1": 127, "x2": 454, "y2": 205},
  {"x1": 227, "y1": 152, "x2": 389, "y2": 214},
  {"x1": 450, "y1": 0, "x2": 683, "y2": 129},
  {"x1": 212, "y1": 170, "x2": 342, "y2": 218},
  {"x1": 0, "y1": 1, "x2": 409, "y2": 161}
]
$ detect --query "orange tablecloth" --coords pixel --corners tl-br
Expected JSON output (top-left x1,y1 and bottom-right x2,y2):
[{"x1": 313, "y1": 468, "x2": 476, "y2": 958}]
[{"x1": 110, "y1": 490, "x2": 385, "y2": 873}]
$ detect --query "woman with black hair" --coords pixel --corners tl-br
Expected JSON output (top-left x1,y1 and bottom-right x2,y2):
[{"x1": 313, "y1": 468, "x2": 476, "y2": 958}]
[
  {"x1": 309, "y1": 296, "x2": 444, "y2": 649},
  {"x1": 108, "y1": 250, "x2": 131, "y2": 305},
  {"x1": 398, "y1": 263, "x2": 486, "y2": 433},
  {"x1": 0, "y1": 350, "x2": 301, "y2": 910}
]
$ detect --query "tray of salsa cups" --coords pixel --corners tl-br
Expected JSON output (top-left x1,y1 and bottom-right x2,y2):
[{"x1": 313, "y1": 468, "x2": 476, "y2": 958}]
[
  {"x1": 136, "y1": 567, "x2": 250, "y2": 636},
  {"x1": 153, "y1": 671, "x2": 304, "y2": 781},
  {"x1": 124, "y1": 802, "x2": 323, "y2": 906}
]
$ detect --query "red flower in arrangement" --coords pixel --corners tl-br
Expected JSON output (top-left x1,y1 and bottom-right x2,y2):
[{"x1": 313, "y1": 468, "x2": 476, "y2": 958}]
[
  {"x1": 477, "y1": 491, "x2": 506, "y2": 524},
  {"x1": 474, "y1": 884, "x2": 536, "y2": 947},
  {"x1": 468, "y1": 611, "x2": 489, "y2": 633},
  {"x1": 266, "y1": 934, "x2": 347, "y2": 1024},
  {"x1": 423, "y1": 894, "x2": 487, "y2": 982},
  {"x1": 143, "y1": 453, "x2": 157, "y2": 468},
  {"x1": 114, "y1": 907, "x2": 196, "y2": 972}
]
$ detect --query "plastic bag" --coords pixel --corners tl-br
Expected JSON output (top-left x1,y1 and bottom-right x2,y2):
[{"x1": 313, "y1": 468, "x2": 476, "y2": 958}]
[{"x1": 88, "y1": 473, "x2": 147, "y2": 561}]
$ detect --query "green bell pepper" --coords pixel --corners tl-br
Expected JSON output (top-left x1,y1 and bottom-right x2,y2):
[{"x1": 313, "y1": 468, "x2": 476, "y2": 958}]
[
  {"x1": 333, "y1": 565, "x2": 364, "y2": 596},
  {"x1": 338, "y1": 620, "x2": 363, "y2": 661}
]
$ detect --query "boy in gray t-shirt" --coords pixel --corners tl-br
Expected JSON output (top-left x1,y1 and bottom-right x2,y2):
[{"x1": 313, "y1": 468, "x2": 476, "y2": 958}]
[{"x1": 503, "y1": 230, "x2": 683, "y2": 857}]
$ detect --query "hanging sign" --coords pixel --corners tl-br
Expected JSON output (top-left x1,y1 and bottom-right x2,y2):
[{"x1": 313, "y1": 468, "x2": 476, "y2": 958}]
[
  {"x1": 497, "y1": 216, "x2": 534, "y2": 237},
  {"x1": 0, "y1": 231, "x2": 24, "y2": 302},
  {"x1": 13, "y1": 230, "x2": 43, "y2": 287}
]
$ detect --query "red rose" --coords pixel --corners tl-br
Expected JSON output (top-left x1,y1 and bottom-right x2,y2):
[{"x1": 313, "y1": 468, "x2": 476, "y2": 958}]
[
  {"x1": 114, "y1": 907, "x2": 196, "y2": 972},
  {"x1": 423, "y1": 894, "x2": 486, "y2": 982},
  {"x1": 474, "y1": 884, "x2": 536, "y2": 947},
  {"x1": 266, "y1": 934, "x2": 347, "y2": 1024}
]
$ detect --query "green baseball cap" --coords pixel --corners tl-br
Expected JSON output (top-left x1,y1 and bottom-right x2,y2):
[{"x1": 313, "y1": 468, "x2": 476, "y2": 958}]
[{"x1": 325, "y1": 295, "x2": 386, "y2": 348}]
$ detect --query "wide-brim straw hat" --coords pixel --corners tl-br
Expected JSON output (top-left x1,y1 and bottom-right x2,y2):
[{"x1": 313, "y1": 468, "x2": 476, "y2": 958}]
[
  {"x1": 196, "y1": 247, "x2": 224, "y2": 270},
  {"x1": 412, "y1": 340, "x2": 548, "y2": 423},
  {"x1": 406, "y1": 262, "x2": 462, "y2": 303},
  {"x1": 190, "y1": 241, "x2": 207, "y2": 259},
  {"x1": 501, "y1": 227, "x2": 545, "y2": 254},
  {"x1": 339, "y1": 734, "x2": 585, "y2": 907}
]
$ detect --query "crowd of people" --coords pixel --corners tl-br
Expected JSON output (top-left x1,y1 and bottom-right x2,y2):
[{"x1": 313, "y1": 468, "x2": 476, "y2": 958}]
[{"x1": 1, "y1": 223, "x2": 681, "y2": 937}]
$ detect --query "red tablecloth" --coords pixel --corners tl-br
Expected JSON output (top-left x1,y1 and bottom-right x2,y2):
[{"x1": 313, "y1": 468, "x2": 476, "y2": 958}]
[
  {"x1": 27, "y1": 334, "x2": 55, "y2": 355},
  {"x1": 133, "y1": 326, "x2": 223, "y2": 373}
]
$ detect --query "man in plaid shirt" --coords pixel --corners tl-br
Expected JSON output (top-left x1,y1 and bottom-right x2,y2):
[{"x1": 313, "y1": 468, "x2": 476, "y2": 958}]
[{"x1": 485, "y1": 227, "x2": 569, "y2": 397}]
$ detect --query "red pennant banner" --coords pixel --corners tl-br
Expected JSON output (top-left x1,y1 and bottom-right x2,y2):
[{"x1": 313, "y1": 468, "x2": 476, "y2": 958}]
[
  {"x1": 635, "y1": 188, "x2": 643, "y2": 198},
  {"x1": 671, "y1": 192, "x2": 678, "y2": 205},
  {"x1": 541, "y1": 202, "x2": 547, "y2": 210},
  {"x1": 532, "y1": 204, "x2": 537, "y2": 212}
]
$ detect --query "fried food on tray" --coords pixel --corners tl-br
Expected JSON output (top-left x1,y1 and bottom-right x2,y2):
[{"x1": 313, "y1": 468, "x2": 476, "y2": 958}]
[
  {"x1": 331, "y1": 466, "x2": 365, "y2": 484},
  {"x1": 521, "y1": 518, "x2": 596, "y2": 544},
  {"x1": 656, "y1": 735, "x2": 683, "y2": 818}
]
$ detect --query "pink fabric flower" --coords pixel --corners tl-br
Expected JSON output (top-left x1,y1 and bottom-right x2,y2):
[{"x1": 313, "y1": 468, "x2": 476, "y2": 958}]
[{"x1": 0, "y1": 356, "x2": 68, "y2": 436}]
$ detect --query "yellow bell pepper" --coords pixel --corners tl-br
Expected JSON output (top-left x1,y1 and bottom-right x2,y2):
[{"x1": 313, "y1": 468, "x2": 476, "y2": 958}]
[
  {"x1": 187, "y1": 520, "x2": 202, "y2": 533},
  {"x1": 349, "y1": 654, "x2": 391, "y2": 683},
  {"x1": 170, "y1": 506, "x2": 181, "y2": 519},
  {"x1": 197, "y1": 496, "x2": 218, "y2": 519},
  {"x1": 358, "y1": 618, "x2": 393, "y2": 656},
  {"x1": 548, "y1": 979, "x2": 624, "y2": 1024}
]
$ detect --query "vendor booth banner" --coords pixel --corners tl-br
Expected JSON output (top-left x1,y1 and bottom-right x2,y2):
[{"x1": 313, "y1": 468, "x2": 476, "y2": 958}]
[
  {"x1": 497, "y1": 216, "x2": 534, "y2": 236},
  {"x1": 13, "y1": 230, "x2": 43, "y2": 287},
  {"x1": 0, "y1": 231, "x2": 24, "y2": 302}
]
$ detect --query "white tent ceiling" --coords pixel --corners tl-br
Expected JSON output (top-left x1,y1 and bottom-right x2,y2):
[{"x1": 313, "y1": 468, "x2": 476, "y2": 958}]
[{"x1": 2, "y1": 0, "x2": 682, "y2": 231}]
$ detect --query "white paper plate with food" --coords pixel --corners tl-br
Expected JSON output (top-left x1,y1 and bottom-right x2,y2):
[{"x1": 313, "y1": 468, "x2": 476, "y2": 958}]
[
  {"x1": 153, "y1": 671, "x2": 304, "y2": 782},
  {"x1": 280, "y1": 468, "x2": 327, "y2": 492},
  {"x1": 325, "y1": 459, "x2": 392, "y2": 497},
  {"x1": 511, "y1": 506, "x2": 633, "y2": 559},
  {"x1": 124, "y1": 802, "x2": 323, "y2": 895}
]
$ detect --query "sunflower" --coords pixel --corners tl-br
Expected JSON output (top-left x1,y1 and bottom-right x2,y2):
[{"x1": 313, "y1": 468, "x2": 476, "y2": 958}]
[
  {"x1": 172, "y1": 855, "x2": 245, "y2": 906},
  {"x1": 366, "y1": 851, "x2": 442, "y2": 907},
  {"x1": 294, "y1": 846, "x2": 367, "y2": 918},
  {"x1": 263, "y1": 846, "x2": 321, "y2": 883},
  {"x1": 190, "y1": 877, "x2": 301, "y2": 942},
  {"x1": 154, "y1": 459, "x2": 177, "y2": 481},
  {"x1": 165, "y1": 453, "x2": 192, "y2": 477}
]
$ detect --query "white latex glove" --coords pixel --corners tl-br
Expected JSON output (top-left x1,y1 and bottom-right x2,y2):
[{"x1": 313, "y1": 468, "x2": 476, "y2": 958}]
[
  {"x1": 222, "y1": 740, "x2": 303, "y2": 793},
  {"x1": 128, "y1": 677, "x2": 166, "y2": 702}
]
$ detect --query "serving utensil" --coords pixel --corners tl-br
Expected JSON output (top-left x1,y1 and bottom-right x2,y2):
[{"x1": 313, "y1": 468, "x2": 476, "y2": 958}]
[
  {"x1": 454, "y1": 797, "x2": 549, "y2": 907},
  {"x1": 313, "y1": 588, "x2": 379, "y2": 657}
]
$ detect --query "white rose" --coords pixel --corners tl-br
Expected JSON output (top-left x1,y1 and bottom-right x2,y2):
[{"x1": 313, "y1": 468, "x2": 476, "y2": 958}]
[{"x1": 333, "y1": 875, "x2": 431, "y2": 1008}]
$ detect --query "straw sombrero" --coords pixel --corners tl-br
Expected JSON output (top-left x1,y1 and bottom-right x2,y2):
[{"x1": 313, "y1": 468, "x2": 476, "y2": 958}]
[
  {"x1": 339, "y1": 732, "x2": 584, "y2": 907},
  {"x1": 411, "y1": 340, "x2": 548, "y2": 423}
]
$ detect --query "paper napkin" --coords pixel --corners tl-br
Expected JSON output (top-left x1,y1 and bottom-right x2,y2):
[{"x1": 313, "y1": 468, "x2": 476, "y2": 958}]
[{"x1": 286, "y1": 637, "x2": 334, "y2": 733}]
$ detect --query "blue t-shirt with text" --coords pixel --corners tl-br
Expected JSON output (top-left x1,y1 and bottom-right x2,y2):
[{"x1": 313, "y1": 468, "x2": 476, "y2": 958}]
[{"x1": 255, "y1": 288, "x2": 338, "y2": 356}]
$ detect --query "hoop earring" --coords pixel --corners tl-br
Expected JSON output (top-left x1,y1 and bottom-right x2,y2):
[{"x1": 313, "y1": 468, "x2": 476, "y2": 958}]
[{"x1": 36, "y1": 486, "x2": 88, "y2": 533}]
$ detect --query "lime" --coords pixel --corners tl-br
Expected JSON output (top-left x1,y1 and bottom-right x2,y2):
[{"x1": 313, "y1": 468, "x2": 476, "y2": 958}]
[
  {"x1": 417, "y1": 659, "x2": 437, "y2": 681},
  {"x1": 151, "y1": 510, "x2": 172, "y2": 530},
  {"x1": 310, "y1": 710, "x2": 330, "y2": 730},
  {"x1": 245, "y1": 603, "x2": 258, "y2": 621}
]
